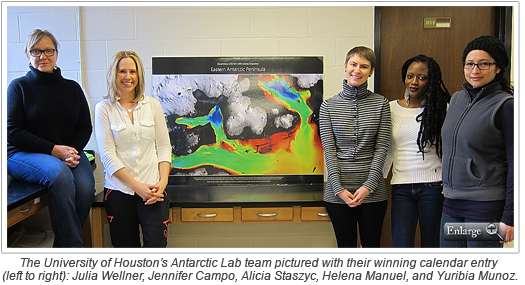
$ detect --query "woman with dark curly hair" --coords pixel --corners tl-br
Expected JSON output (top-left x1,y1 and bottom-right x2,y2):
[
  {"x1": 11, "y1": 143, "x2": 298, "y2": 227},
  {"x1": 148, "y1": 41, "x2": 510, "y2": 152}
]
[{"x1": 384, "y1": 54, "x2": 450, "y2": 247}]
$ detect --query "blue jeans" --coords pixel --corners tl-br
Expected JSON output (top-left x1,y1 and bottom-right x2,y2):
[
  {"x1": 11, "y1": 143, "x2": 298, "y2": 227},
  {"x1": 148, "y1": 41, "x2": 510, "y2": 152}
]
[
  {"x1": 7, "y1": 151, "x2": 95, "y2": 247},
  {"x1": 440, "y1": 212, "x2": 503, "y2": 248},
  {"x1": 391, "y1": 182, "x2": 444, "y2": 247}
]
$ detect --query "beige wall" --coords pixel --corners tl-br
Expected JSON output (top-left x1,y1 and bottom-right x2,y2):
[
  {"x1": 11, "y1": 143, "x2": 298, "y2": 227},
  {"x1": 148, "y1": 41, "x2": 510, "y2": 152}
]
[
  {"x1": 5, "y1": 4, "x2": 516, "y2": 249},
  {"x1": 7, "y1": 4, "x2": 375, "y2": 248},
  {"x1": 7, "y1": 5, "x2": 375, "y2": 194}
]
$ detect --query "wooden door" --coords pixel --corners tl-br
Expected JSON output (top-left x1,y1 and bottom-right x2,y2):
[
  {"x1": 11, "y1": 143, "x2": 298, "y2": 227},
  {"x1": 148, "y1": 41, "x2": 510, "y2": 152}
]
[
  {"x1": 378, "y1": 6, "x2": 498, "y2": 100},
  {"x1": 376, "y1": 6, "x2": 500, "y2": 248}
]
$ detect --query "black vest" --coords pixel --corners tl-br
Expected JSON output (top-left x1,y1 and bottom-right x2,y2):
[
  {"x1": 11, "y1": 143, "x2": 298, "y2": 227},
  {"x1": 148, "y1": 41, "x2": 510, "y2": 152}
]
[{"x1": 441, "y1": 82, "x2": 512, "y2": 201}]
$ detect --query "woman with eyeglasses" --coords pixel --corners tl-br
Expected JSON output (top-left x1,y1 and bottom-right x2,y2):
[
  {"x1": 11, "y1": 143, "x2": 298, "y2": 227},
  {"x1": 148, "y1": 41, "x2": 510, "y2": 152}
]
[
  {"x1": 7, "y1": 29, "x2": 95, "y2": 247},
  {"x1": 440, "y1": 35, "x2": 514, "y2": 247}
]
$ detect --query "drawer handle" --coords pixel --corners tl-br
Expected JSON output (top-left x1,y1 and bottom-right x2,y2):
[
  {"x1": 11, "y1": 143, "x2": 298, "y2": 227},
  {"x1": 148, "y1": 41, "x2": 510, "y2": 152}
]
[
  {"x1": 20, "y1": 205, "x2": 33, "y2": 213},
  {"x1": 317, "y1": 213, "x2": 329, "y2": 217},
  {"x1": 257, "y1": 213, "x2": 277, "y2": 217},
  {"x1": 197, "y1": 213, "x2": 218, "y2": 218}
]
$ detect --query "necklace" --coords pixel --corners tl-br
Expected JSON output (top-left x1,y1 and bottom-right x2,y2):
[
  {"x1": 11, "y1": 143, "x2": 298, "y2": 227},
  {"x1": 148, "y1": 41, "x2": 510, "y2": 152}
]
[{"x1": 124, "y1": 102, "x2": 136, "y2": 113}]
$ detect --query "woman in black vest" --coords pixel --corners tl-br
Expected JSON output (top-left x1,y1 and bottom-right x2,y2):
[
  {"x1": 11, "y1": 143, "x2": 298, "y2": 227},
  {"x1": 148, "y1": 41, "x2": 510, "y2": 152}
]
[{"x1": 440, "y1": 35, "x2": 514, "y2": 247}]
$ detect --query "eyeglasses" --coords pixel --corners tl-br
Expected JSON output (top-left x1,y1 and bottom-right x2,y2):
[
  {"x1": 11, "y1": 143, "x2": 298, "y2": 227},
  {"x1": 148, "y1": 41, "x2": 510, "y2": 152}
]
[
  {"x1": 29, "y1": 49, "x2": 56, "y2": 57},
  {"x1": 464, "y1": 62, "x2": 496, "y2": 70}
]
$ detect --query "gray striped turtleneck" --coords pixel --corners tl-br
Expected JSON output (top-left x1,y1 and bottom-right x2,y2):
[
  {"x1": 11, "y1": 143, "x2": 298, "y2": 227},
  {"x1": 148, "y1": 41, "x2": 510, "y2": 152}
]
[{"x1": 320, "y1": 80, "x2": 391, "y2": 204}]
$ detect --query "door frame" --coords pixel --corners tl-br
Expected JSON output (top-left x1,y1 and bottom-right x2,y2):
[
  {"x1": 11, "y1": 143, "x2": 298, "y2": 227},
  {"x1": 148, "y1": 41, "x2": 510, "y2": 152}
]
[{"x1": 373, "y1": 6, "x2": 513, "y2": 93}]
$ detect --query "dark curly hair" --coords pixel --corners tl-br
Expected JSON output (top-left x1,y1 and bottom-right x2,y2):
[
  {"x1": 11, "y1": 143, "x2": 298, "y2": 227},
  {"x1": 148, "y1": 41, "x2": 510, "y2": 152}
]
[{"x1": 401, "y1": 54, "x2": 451, "y2": 158}]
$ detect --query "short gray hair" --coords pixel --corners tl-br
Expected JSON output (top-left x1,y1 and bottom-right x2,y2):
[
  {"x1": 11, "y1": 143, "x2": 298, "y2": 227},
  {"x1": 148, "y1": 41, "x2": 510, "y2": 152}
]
[{"x1": 24, "y1": 29, "x2": 59, "y2": 55}]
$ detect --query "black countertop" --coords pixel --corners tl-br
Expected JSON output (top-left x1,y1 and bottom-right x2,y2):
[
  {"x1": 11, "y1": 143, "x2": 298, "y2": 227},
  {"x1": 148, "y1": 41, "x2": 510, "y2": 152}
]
[
  {"x1": 7, "y1": 180, "x2": 48, "y2": 211},
  {"x1": 93, "y1": 183, "x2": 325, "y2": 207}
]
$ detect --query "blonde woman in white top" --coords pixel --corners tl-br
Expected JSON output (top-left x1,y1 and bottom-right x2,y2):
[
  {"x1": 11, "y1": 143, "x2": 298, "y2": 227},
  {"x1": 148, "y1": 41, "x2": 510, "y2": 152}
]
[
  {"x1": 95, "y1": 51, "x2": 172, "y2": 247},
  {"x1": 384, "y1": 55, "x2": 449, "y2": 247}
]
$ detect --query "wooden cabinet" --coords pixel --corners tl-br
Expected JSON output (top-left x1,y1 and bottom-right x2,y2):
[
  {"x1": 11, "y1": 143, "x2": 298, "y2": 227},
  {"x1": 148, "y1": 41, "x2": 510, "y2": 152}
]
[
  {"x1": 300, "y1": 206, "x2": 330, "y2": 221},
  {"x1": 7, "y1": 196, "x2": 48, "y2": 228},
  {"x1": 170, "y1": 206, "x2": 328, "y2": 224},
  {"x1": 93, "y1": 205, "x2": 330, "y2": 247},
  {"x1": 181, "y1": 208, "x2": 234, "y2": 222},
  {"x1": 91, "y1": 184, "x2": 328, "y2": 247},
  {"x1": 241, "y1": 207, "x2": 294, "y2": 222}
]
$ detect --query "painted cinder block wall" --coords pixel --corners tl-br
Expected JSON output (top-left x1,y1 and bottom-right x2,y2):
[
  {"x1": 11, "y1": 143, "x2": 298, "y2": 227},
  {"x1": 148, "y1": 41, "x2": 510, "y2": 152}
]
[{"x1": 5, "y1": 4, "x2": 374, "y2": 247}]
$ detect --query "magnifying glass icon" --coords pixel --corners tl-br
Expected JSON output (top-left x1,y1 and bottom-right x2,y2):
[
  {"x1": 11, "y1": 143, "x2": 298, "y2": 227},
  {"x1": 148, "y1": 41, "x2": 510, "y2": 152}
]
[{"x1": 486, "y1": 223, "x2": 504, "y2": 241}]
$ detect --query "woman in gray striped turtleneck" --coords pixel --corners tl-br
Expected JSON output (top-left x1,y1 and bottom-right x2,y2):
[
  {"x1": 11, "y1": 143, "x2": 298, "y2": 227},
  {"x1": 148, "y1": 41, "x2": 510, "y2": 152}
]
[{"x1": 320, "y1": 46, "x2": 391, "y2": 248}]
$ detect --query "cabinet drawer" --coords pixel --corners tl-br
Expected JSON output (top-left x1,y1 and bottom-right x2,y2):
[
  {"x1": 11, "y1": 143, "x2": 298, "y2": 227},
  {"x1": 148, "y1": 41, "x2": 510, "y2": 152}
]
[
  {"x1": 181, "y1": 208, "x2": 234, "y2": 222},
  {"x1": 241, "y1": 207, "x2": 293, "y2": 222},
  {"x1": 301, "y1": 207, "x2": 330, "y2": 221},
  {"x1": 7, "y1": 196, "x2": 48, "y2": 228}
]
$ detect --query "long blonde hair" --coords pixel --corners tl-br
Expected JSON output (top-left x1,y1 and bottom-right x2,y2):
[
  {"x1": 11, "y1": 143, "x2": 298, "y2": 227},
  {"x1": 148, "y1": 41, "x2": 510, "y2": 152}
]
[{"x1": 105, "y1": 51, "x2": 145, "y2": 103}]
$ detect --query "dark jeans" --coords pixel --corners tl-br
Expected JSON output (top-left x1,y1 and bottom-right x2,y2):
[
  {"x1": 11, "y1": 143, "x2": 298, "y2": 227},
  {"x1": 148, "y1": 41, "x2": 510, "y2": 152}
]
[
  {"x1": 7, "y1": 151, "x2": 95, "y2": 247},
  {"x1": 391, "y1": 182, "x2": 444, "y2": 247},
  {"x1": 440, "y1": 212, "x2": 503, "y2": 248},
  {"x1": 104, "y1": 188, "x2": 170, "y2": 247},
  {"x1": 324, "y1": 200, "x2": 387, "y2": 248}
]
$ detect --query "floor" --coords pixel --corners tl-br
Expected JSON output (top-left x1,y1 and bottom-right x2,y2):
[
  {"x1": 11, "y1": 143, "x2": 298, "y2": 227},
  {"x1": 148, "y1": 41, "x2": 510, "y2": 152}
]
[
  {"x1": 7, "y1": 210, "x2": 54, "y2": 248},
  {"x1": 7, "y1": 207, "x2": 514, "y2": 249}
]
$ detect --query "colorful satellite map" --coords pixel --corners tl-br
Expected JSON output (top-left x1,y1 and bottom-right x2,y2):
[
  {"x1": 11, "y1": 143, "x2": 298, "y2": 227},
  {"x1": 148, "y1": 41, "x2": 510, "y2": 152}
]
[{"x1": 151, "y1": 58, "x2": 323, "y2": 178}]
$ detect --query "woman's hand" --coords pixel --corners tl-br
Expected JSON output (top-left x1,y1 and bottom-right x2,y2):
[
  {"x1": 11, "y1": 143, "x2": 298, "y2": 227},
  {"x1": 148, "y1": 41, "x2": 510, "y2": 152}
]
[
  {"x1": 337, "y1": 186, "x2": 370, "y2": 208},
  {"x1": 500, "y1": 223, "x2": 514, "y2": 243},
  {"x1": 132, "y1": 182, "x2": 164, "y2": 205},
  {"x1": 145, "y1": 181, "x2": 168, "y2": 205},
  {"x1": 349, "y1": 186, "x2": 370, "y2": 207},
  {"x1": 154, "y1": 179, "x2": 168, "y2": 196},
  {"x1": 112, "y1": 168, "x2": 165, "y2": 205},
  {"x1": 52, "y1": 145, "x2": 80, "y2": 168},
  {"x1": 145, "y1": 161, "x2": 170, "y2": 205},
  {"x1": 337, "y1": 189, "x2": 355, "y2": 205}
]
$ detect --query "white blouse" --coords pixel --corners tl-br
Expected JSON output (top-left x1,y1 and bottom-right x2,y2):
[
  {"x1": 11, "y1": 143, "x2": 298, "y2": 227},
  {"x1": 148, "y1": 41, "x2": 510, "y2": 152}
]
[{"x1": 94, "y1": 95, "x2": 172, "y2": 195}]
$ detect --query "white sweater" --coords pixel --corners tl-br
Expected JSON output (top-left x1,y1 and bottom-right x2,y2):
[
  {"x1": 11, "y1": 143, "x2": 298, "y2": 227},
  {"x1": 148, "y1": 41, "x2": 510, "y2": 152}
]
[{"x1": 384, "y1": 100, "x2": 442, "y2": 185}]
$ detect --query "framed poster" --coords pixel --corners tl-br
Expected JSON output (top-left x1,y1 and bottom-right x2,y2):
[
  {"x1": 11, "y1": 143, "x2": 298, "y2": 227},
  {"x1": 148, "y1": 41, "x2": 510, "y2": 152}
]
[{"x1": 152, "y1": 57, "x2": 324, "y2": 186}]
